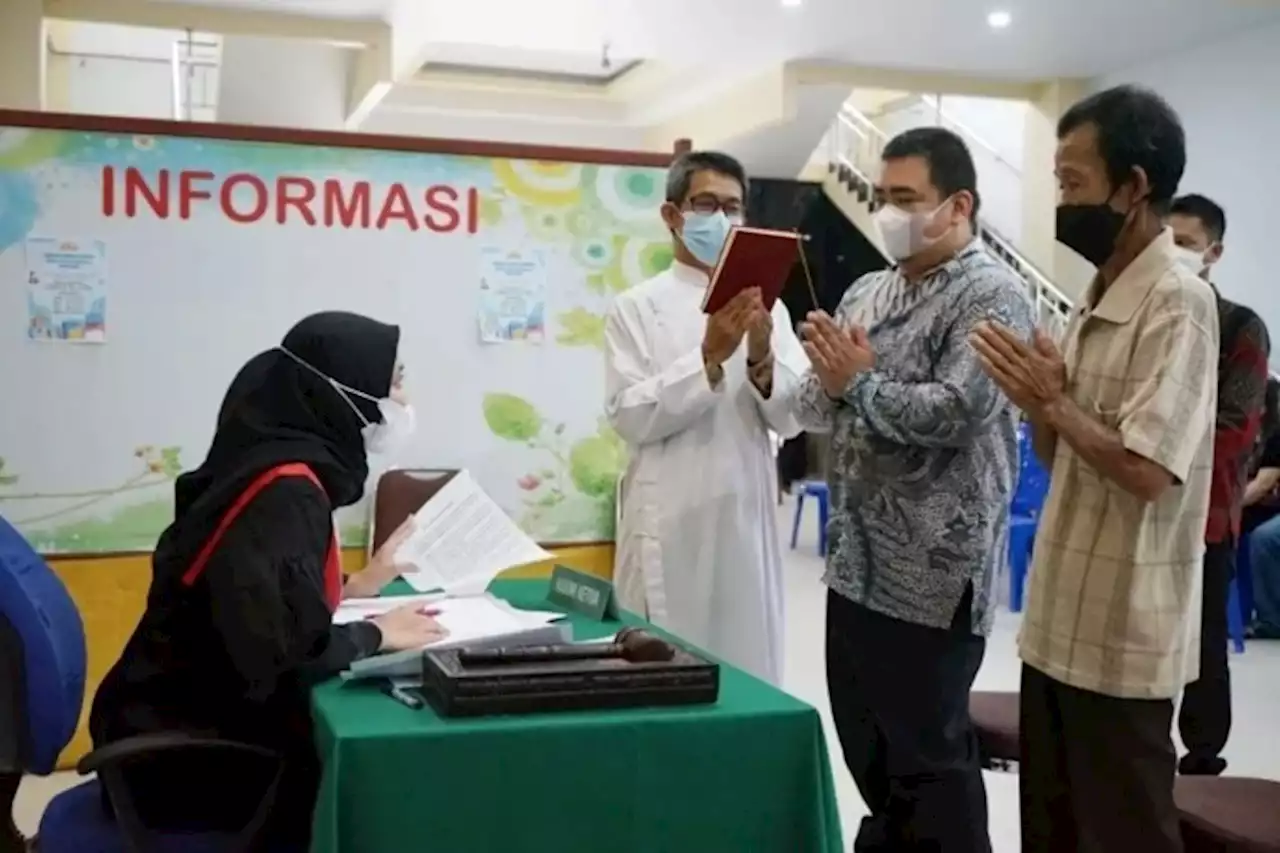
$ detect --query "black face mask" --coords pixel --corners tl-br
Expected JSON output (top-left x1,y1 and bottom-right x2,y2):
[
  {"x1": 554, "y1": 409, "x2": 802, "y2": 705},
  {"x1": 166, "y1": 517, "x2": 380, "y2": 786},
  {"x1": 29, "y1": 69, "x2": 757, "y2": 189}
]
[{"x1": 1055, "y1": 203, "x2": 1127, "y2": 268}]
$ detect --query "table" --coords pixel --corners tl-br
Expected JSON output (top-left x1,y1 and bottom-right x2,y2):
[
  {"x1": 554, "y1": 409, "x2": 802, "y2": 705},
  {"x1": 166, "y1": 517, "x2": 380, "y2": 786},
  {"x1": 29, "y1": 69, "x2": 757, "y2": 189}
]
[{"x1": 310, "y1": 579, "x2": 844, "y2": 853}]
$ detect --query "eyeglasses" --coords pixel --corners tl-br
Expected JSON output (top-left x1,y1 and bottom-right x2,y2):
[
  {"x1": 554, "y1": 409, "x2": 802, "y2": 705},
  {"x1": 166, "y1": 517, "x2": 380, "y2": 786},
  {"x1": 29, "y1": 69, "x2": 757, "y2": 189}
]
[{"x1": 685, "y1": 193, "x2": 745, "y2": 218}]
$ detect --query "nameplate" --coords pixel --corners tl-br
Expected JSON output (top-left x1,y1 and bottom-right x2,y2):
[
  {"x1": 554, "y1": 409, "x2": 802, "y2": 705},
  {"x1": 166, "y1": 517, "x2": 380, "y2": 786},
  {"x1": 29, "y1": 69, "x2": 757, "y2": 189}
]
[{"x1": 546, "y1": 565, "x2": 618, "y2": 622}]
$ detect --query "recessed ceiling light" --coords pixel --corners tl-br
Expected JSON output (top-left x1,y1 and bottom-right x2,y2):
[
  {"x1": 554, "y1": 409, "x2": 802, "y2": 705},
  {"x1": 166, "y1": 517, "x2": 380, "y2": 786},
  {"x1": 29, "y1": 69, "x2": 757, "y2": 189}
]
[{"x1": 987, "y1": 10, "x2": 1012, "y2": 29}]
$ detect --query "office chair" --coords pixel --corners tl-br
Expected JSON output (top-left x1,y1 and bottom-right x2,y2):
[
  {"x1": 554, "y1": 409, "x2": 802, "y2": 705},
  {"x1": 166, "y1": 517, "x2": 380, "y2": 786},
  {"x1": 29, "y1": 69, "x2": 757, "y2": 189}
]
[{"x1": 0, "y1": 514, "x2": 285, "y2": 852}]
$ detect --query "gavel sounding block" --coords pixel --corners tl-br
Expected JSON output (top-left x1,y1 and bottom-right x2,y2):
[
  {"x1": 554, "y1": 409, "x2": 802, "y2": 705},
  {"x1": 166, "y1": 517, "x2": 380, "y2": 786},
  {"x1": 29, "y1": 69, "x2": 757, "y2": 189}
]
[{"x1": 420, "y1": 639, "x2": 721, "y2": 718}]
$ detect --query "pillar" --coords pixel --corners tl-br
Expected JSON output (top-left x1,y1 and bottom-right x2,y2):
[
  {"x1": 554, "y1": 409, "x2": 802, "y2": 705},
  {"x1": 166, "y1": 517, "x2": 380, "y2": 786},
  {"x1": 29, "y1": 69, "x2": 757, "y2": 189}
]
[
  {"x1": 1020, "y1": 78, "x2": 1093, "y2": 300},
  {"x1": 217, "y1": 35, "x2": 347, "y2": 130},
  {"x1": 0, "y1": 0, "x2": 46, "y2": 110}
]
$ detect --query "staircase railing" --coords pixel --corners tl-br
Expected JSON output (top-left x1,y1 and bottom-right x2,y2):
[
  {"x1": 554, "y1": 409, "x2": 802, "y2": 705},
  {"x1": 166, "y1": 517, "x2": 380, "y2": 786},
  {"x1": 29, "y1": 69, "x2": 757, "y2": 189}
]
[
  {"x1": 170, "y1": 31, "x2": 220, "y2": 121},
  {"x1": 825, "y1": 105, "x2": 1073, "y2": 336},
  {"x1": 871, "y1": 94, "x2": 1028, "y2": 246},
  {"x1": 908, "y1": 95, "x2": 1020, "y2": 175}
]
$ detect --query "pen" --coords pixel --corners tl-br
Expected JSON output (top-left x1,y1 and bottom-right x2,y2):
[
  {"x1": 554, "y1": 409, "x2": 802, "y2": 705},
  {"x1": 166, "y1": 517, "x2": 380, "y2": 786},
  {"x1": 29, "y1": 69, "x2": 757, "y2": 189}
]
[{"x1": 381, "y1": 683, "x2": 424, "y2": 710}]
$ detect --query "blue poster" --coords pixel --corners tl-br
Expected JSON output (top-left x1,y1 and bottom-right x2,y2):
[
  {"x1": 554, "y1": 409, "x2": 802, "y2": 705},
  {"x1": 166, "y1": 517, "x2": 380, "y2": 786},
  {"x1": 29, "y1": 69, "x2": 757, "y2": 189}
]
[{"x1": 25, "y1": 236, "x2": 108, "y2": 343}]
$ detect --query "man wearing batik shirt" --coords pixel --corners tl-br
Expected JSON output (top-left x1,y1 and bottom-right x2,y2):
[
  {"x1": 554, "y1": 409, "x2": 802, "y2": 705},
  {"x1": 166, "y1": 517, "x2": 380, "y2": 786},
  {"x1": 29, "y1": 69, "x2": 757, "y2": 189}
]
[
  {"x1": 792, "y1": 127, "x2": 1032, "y2": 853},
  {"x1": 1167, "y1": 194, "x2": 1271, "y2": 776}
]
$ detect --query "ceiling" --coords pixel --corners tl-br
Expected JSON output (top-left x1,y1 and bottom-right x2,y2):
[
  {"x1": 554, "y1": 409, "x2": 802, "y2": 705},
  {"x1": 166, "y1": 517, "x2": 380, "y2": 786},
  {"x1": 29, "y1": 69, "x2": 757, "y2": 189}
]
[
  {"x1": 150, "y1": 0, "x2": 1280, "y2": 77},
  {"x1": 48, "y1": 21, "x2": 219, "y2": 61},
  {"x1": 155, "y1": 0, "x2": 391, "y2": 20},
  {"x1": 417, "y1": 44, "x2": 640, "y2": 82}
]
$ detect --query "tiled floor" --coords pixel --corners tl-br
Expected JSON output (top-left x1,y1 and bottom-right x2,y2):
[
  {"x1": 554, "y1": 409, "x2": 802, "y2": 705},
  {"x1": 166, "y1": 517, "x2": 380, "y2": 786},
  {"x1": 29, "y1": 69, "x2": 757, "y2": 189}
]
[
  {"x1": 781, "y1": 499, "x2": 1280, "y2": 850},
  {"x1": 13, "y1": 500, "x2": 1280, "y2": 849}
]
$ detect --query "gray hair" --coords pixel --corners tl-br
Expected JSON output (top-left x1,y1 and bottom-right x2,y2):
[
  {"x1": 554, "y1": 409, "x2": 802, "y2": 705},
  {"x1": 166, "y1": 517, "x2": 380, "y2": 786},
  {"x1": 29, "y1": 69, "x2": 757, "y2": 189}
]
[{"x1": 664, "y1": 151, "x2": 749, "y2": 205}]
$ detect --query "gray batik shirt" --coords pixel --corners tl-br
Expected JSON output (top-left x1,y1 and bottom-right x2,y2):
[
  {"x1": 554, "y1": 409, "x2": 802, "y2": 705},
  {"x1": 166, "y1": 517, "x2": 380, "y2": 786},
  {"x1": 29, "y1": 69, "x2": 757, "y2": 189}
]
[{"x1": 792, "y1": 240, "x2": 1034, "y2": 636}]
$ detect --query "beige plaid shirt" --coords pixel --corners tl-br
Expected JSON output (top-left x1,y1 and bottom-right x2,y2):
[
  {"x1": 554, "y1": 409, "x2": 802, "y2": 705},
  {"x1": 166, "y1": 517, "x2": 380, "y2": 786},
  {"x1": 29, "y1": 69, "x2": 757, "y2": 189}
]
[{"x1": 1018, "y1": 229, "x2": 1219, "y2": 699}]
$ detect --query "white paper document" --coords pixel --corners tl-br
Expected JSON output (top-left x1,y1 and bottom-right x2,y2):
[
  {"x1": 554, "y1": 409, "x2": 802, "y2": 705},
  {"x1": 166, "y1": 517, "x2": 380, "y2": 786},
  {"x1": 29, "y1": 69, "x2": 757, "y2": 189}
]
[
  {"x1": 427, "y1": 596, "x2": 562, "y2": 648},
  {"x1": 395, "y1": 469, "x2": 552, "y2": 593},
  {"x1": 333, "y1": 593, "x2": 447, "y2": 625},
  {"x1": 342, "y1": 594, "x2": 569, "y2": 680}
]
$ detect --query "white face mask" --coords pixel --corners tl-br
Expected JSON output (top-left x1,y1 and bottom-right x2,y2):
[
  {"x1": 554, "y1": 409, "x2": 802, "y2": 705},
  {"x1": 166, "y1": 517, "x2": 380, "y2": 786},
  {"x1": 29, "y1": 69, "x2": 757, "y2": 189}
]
[
  {"x1": 278, "y1": 347, "x2": 416, "y2": 457},
  {"x1": 873, "y1": 198, "x2": 955, "y2": 261},
  {"x1": 364, "y1": 397, "x2": 416, "y2": 456},
  {"x1": 1173, "y1": 245, "x2": 1208, "y2": 277}
]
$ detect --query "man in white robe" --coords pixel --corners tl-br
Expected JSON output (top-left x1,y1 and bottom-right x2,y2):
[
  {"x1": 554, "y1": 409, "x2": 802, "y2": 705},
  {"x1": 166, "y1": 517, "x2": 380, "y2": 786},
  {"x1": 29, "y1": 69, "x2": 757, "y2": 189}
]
[{"x1": 603, "y1": 151, "x2": 809, "y2": 685}]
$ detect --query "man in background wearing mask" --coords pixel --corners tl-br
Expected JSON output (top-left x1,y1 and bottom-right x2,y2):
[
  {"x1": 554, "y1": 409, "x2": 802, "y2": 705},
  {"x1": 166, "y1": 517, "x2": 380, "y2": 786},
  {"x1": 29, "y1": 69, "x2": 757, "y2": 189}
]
[
  {"x1": 972, "y1": 85, "x2": 1218, "y2": 852},
  {"x1": 1167, "y1": 193, "x2": 1270, "y2": 777},
  {"x1": 602, "y1": 150, "x2": 809, "y2": 685},
  {"x1": 792, "y1": 127, "x2": 1032, "y2": 852}
]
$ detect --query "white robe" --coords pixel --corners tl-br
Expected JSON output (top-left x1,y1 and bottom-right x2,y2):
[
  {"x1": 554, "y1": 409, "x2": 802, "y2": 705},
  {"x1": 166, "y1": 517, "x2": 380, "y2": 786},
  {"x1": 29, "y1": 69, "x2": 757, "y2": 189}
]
[{"x1": 603, "y1": 260, "x2": 809, "y2": 685}]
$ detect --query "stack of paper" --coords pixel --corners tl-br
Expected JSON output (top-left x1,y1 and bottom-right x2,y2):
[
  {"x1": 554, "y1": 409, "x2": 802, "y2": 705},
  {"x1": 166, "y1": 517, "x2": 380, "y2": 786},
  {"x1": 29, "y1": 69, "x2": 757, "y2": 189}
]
[
  {"x1": 334, "y1": 594, "x2": 445, "y2": 625},
  {"x1": 341, "y1": 593, "x2": 569, "y2": 681},
  {"x1": 393, "y1": 470, "x2": 552, "y2": 594}
]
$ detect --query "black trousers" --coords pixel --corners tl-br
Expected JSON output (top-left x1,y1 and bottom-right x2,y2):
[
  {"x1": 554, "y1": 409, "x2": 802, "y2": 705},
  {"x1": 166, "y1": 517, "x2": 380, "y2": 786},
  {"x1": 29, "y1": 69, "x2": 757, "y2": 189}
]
[
  {"x1": 1177, "y1": 541, "x2": 1234, "y2": 772},
  {"x1": 1020, "y1": 664, "x2": 1182, "y2": 853},
  {"x1": 825, "y1": 588, "x2": 990, "y2": 853}
]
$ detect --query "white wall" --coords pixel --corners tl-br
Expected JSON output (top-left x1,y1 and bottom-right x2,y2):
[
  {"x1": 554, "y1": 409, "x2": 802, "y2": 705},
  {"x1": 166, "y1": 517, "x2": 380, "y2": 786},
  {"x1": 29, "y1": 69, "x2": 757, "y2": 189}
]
[
  {"x1": 1098, "y1": 21, "x2": 1280, "y2": 354},
  {"x1": 44, "y1": 23, "x2": 222, "y2": 120},
  {"x1": 722, "y1": 83, "x2": 852, "y2": 179},
  {"x1": 935, "y1": 95, "x2": 1027, "y2": 171},
  {"x1": 361, "y1": 109, "x2": 650, "y2": 150},
  {"x1": 50, "y1": 53, "x2": 174, "y2": 119},
  {"x1": 216, "y1": 36, "x2": 347, "y2": 130}
]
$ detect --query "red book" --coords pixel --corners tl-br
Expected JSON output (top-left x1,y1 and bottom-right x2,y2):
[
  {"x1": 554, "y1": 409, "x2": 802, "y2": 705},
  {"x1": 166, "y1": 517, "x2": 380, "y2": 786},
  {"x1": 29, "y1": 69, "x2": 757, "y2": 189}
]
[{"x1": 700, "y1": 226, "x2": 803, "y2": 315}]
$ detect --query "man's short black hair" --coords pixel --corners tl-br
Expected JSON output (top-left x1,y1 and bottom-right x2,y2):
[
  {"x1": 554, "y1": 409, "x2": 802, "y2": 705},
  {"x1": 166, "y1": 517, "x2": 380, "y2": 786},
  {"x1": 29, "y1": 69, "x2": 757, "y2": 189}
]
[
  {"x1": 1170, "y1": 193, "x2": 1227, "y2": 243},
  {"x1": 665, "y1": 151, "x2": 748, "y2": 204},
  {"x1": 1058, "y1": 85, "x2": 1186, "y2": 214},
  {"x1": 881, "y1": 126, "x2": 981, "y2": 222}
]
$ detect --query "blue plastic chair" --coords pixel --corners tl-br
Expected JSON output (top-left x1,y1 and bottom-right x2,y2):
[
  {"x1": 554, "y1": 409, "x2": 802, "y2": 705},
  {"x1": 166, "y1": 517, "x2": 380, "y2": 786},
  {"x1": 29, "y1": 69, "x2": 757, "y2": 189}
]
[
  {"x1": 0, "y1": 514, "x2": 286, "y2": 852},
  {"x1": 790, "y1": 480, "x2": 830, "y2": 556},
  {"x1": 1237, "y1": 531, "x2": 1256, "y2": 634},
  {"x1": 1008, "y1": 423, "x2": 1050, "y2": 613},
  {"x1": 1007, "y1": 517, "x2": 1038, "y2": 613},
  {"x1": 1227, "y1": 576, "x2": 1246, "y2": 654}
]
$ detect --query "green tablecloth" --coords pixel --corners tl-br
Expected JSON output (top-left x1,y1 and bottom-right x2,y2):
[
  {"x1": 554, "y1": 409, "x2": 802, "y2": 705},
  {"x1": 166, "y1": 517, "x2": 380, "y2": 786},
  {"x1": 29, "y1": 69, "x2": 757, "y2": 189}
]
[{"x1": 310, "y1": 579, "x2": 843, "y2": 853}]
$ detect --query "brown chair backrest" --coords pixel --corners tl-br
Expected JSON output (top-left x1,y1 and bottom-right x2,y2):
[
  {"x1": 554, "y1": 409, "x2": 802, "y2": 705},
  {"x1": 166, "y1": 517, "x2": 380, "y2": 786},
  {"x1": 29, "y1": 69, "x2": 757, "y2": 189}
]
[{"x1": 368, "y1": 469, "x2": 459, "y2": 555}]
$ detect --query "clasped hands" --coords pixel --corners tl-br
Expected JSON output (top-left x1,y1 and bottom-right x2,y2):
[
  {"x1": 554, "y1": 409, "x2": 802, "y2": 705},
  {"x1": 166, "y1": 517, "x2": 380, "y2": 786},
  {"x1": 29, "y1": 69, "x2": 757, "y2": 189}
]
[
  {"x1": 968, "y1": 321, "x2": 1065, "y2": 418},
  {"x1": 702, "y1": 288, "x2": 774, "y2": 374},
  {"x1": 789, "y1": 309, "x2": 1063, "y2": 413},
  {"x1": 799, "y1": 311, "x2": 875, "y2": 399}
]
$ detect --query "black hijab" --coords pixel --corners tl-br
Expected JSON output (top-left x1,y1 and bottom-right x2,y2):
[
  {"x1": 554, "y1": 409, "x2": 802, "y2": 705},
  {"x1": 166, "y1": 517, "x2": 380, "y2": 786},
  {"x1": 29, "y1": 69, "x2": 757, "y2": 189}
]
[{"x1": 156, "y1": 311, "x2": 400, "y2": 584}]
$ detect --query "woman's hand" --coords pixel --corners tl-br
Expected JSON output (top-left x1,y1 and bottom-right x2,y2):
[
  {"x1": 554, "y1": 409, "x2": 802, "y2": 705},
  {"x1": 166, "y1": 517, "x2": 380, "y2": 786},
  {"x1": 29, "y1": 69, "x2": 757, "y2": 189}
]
[
  {"x1": 370, "y1": 604, "x2": 449, "y2": 652},
  {"x1": 344, "y1": 517, "x2": 416, "y2": 599}
]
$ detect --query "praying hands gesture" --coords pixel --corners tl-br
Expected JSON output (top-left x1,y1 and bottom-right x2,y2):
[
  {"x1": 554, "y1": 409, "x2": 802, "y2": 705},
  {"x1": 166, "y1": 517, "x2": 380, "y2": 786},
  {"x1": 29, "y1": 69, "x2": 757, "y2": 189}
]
[
  {"x1": 746, "y1": 297, "x2": 773, "y2": 365},
  {"x1": 702, "y1": 288, "x2": 771, "y2": 387},
  {"x1": 969, "y1": 321, "x2": 1066, "y2": 417},
  {"x1": 800, "y1": 311, "x2": 875, "y2": 399},
  {"x1": 702, "y1": 289, "x2": 758, "y2": 367}
]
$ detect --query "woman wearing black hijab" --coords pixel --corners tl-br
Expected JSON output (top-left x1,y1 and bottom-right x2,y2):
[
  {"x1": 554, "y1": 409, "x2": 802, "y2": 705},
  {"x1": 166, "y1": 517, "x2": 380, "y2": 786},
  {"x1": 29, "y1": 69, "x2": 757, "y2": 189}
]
[{"x1": 89, "y1": 311, "x2": 443, "y2": 848}]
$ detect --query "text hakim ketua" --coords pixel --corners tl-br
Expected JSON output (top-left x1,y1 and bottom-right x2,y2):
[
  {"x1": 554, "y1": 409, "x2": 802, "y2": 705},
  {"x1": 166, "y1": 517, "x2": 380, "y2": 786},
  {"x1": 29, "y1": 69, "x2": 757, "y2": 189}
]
[{"x1": 101, "y1": 166, "x2": 480, "y2": 233}]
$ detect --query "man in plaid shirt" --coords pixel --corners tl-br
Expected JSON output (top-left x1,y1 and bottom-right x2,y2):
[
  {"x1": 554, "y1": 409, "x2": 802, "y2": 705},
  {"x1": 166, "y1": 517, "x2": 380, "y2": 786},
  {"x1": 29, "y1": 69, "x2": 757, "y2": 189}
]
[
  {"x1": 972, "y1": 86, "x2": 1218, "y2": 852},
  {"x1": 1167, "y1": 194, "x2": 1270, "y2": 776}
]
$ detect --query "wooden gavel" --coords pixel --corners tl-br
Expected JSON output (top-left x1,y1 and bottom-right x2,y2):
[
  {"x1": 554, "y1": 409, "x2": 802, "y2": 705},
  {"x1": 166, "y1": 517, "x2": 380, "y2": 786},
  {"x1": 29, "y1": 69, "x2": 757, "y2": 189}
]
[{"x1": 456, "y1": 627, "x2": 676, "y2": 667}]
